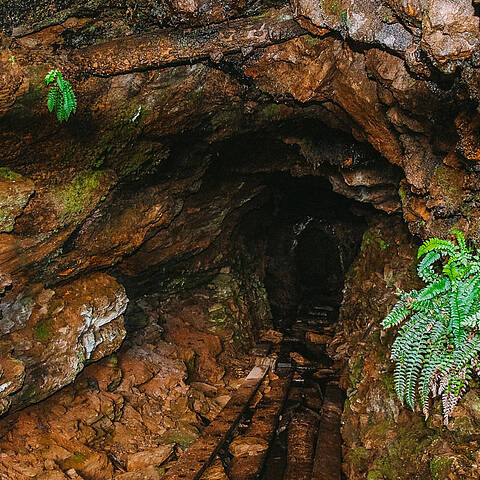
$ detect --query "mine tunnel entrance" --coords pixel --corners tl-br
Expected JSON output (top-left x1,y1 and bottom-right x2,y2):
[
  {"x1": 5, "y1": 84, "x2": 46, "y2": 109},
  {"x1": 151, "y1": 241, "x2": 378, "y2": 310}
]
[
  {"x1": 263, "y1": 174, "x2": 367, "y2": 331},
  {"x1": 0, "y1": 121, "x2": 396, "y2": 479},
  {"x1": 154, "y1": 135, "x2": 374, "y2": 479},
  {"x1": 116, "y1": 128, "x2": 385, "y2": 480},
  {"x1": 249, "y1": 174, "x2": 367, "y2": 480}
]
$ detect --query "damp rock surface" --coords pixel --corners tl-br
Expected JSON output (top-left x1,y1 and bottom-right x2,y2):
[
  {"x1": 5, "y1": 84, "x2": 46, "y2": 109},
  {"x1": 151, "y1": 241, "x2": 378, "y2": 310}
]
[
  {"x1": 0, "y1": 273, "x2": 127, "y2": 415},
  {"x1": 0, "y1": 0, "x2": 479, "y2": 477},
  {"x1": 332, "y1": 216, "x2": 480, "y2": 479}
]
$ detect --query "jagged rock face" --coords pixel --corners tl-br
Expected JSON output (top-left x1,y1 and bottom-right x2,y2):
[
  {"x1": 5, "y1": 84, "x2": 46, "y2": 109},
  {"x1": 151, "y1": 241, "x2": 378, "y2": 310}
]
[
  {"x1": 0, "y1": 274, "x2": 265, "y2": 479},
  {"x1": 0, "y1": 273, "x2": 127, "y2": 415}
]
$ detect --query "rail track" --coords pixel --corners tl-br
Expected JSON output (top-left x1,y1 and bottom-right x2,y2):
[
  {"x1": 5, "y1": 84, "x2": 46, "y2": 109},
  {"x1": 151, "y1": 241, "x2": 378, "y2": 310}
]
[{"x1": 163, "y1": 304, "x2": 345, "y2": 480}]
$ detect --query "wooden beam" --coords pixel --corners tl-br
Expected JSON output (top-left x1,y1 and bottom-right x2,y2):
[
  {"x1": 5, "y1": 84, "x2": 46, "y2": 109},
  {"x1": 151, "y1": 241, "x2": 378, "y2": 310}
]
[
  {"x1": 163, "y1": 365, "x2": 270, "y2": 480},
  {"x1": 311, "y1": 385, "x2": 344, "y2": 480},
  {"x1": 229, "y1": 370, "x2": 293, "y2": 480}
]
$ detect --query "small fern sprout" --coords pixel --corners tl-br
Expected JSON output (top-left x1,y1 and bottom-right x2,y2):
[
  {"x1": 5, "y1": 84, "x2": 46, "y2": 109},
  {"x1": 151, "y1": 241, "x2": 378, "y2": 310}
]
[
  {"x1": 382, "y1": 230, "x2": 480, "y2": 423},
  {"x1": 45, "y1": 69, "x2": 77, "y2": 122}
]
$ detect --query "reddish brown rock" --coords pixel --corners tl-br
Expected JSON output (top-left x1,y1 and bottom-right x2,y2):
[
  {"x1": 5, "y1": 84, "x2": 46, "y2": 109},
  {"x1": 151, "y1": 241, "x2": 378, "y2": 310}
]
[
  {"x1": 245, "y1": 36, "x2": 404, "y2": 166},
  {"x1": 0, "y1": 273, "x2": 127, "y2": 415},
  {"x1": 0, "y1": 49, "x2": 26, "y2": 118},
  {"x1": 0, "y1": 319, "x2": 213, "y2": 479},
  {"x1": 0, "y1": 169, "x2": 34, "y2": 233},
  {"x1": 333, "y1": 216, "x2": 480, "y2": 479},
  {"x1": 125, "y1": 446, "x2": 173, "y2": 471},
  {"x1": 0, "y1": 1, "x2": 479, "y2": 478},
  {"x1": 292, "y1": 0, "x2": 412, "y2": 52}
]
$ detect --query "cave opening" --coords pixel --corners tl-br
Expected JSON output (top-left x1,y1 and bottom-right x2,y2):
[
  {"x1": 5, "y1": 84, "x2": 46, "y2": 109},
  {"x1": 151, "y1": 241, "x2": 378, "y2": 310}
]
[
  {"x1": 0, "y1": 114, "x2": 403, "y2": 479},
  {"x1": 262, "y1": 173, "x2": 367, "y2": 331},
  {"x1": 112, "y1": 126, "x2": 391, "y2": 479}
]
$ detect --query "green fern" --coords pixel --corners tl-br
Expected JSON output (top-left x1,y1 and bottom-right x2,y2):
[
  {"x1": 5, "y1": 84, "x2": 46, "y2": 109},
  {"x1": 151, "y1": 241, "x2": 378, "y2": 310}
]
[
  {"x1": 383, "y1": 230, "x2": 480, "y2": 423},
  {"x1": 45, "y1": 69, "x2": 77, "y2": 122}
]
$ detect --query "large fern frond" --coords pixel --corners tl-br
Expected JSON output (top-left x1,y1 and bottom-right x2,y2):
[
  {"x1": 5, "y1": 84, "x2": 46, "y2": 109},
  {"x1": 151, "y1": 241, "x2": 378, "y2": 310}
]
[
  {"x1": 417, "y1": 251, "x2": 441, "y2": 283},
  {"x1": 382, "y1": 297, "x2": 410, "y2": 329},
  {"x1": 383, "y1": 229, "x2": 480, "y2": 422}
]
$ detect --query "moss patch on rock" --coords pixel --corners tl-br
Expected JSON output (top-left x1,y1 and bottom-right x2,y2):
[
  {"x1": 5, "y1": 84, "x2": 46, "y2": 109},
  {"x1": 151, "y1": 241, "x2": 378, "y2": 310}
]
[
  {"x1": 52, "y1": 169, "x2": 107, "y2": 224},
  {"x1": 0, "y1": 167, "x2": 21, "y2": 181},
  {"x1": 34, "y1": 317, "x2": 50, "y2": 342},
  {"x1": 361, "y1": 229, "x2": 389, "y2": 251},
  {"x1": 429, "y1": 457, "x2": 453, "y2": 480}
]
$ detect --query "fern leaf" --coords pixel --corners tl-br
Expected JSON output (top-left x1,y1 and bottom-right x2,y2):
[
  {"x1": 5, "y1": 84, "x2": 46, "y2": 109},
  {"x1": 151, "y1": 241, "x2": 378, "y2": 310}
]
[
  {"x1": 452, "y1": 230, "x2": 467, "y2": 252},
  {"x1": 45, "y1": 69, "x2": 59, "y2": 85},
  {"x1": 47, "y1": 86, "x2": 58, "y2": 112},
  {"x1": 417, "y1": 251, "x2": 441, "y2": 283},
  {"x1": 45, "y1": 69, "x2": 77, "y2": 123},
  {"x1": 382, "y1": 298, "x2": 410, "y2": 328},
  {"x1": 383, "y1": 229, "x2": 480, "y2": 420},
  {"x1": 418, "y1": 238, "x2": 457, "y2": 259},
  {"x1": 463, "y1": 311, "x2": 480, "y2": 329},
  {"x1": 416, "y1": 277, "x2": 450, "y2": 302}
]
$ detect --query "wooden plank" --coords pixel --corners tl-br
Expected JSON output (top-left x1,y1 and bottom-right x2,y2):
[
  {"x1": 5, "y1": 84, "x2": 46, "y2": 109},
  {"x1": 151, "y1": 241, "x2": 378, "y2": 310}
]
[
  {"x1": 228, "y1": 370, "x2": 293, "y2": 480},
  {"x1": 163, "y1": 365, "x2": 269, "y2": 480},
  {"x1": 311, "y1": 385, "x2": 344, "y2": 480},
  {"x1": 283, "y1": 410, "x2": 319, "y2": 480}
]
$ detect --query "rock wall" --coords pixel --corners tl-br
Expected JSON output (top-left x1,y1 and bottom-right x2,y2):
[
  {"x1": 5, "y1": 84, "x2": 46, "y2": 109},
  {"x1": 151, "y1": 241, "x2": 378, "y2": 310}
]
[
  {"x1": 0, "y1": 273, "x2": 127, "y2": 416},
  {"x1": 0, "y1": 258, "x2": 272, "y2": 479},
  {"x1": 332, "y1": 215, "x2": 480, "y2": 479}
]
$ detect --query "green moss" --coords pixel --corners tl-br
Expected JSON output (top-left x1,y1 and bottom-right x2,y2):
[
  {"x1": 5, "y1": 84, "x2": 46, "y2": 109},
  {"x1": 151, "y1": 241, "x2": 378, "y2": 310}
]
[
  {"x1": 0, "y1": 167, "x2": 21, "y2": 181},
  {"x1": 34, "y1": 317, "x2": 50, "y2": 342},
  {"x1": 370, "y1": 424, "x2": 435, "y2": 479},
  {"x1": 323, "y1": 0, "x2": 340, "y2": 14},
  {"x1": 19, "y1": 383, "x2": 39, "y2": 403},
  {"x1": 161, "y1": 270, "x2": 217, "y2": 296},
  {"x1": 398, "y1": 184, "x2": 408, "y2": 204},
  {"x1": 303, "y1": 35, "x2": 319, "y2": 47},
  {"x1": 349, "y1": 356, "x2": 364, "y2": 389},
  {"x1": 56, "y1": 169, "x2": 102, "y2": 220},
  {"x1": 72, "y1": 452, "x2": 86, "y2": 461},
  {"x1": 431, "y1": 165, "x2": 464, "y2": 209},
  {"x1": 361, "y1": 230, "x2": 389, "y2": 252},
  {"x1": 345, "y1": 446, "x2": 369, "y2": 470},
  {"x1": 85, "y1": 100, "x2": 160, "y2": 177},
  {"x1": 367, "y1": 420, "x2": 391, "y2": 437},
  {"x1": 339, "y1": 9, "x2": 348, "y2": 25},
  {"x1": 252, "y1": 11, "x2": 270, "y2": 19},
  {"x1": 106, "y1": 355, "x2": 118, "y2": 367},
  {"x1": 262, "y1": 103, "x2": 285, "y2": 122},
  {"x1": 60, "y1": 452, "x2": 89, "y2": 470},
  {"x1": 381, "y1": 372, "x2": 395, "y2": 394},
  {"x1": 162, "y1": 425, "x2": 199, "y2": 449},
  {"x1": 429, "y1": 457, "x2": 452, "y2": 480}
]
